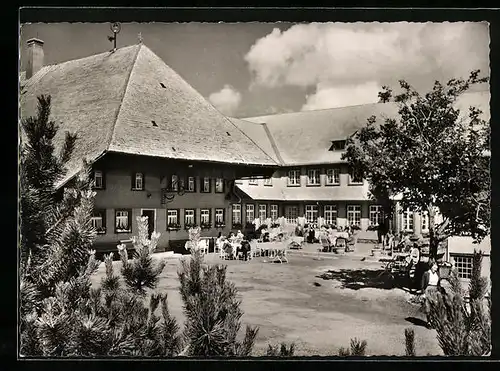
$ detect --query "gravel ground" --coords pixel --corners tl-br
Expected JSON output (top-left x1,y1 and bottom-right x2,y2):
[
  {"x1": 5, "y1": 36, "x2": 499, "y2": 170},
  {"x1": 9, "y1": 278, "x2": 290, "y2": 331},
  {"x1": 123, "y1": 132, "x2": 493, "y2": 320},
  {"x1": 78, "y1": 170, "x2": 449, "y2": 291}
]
[{"x1": 91, "y1": 250, "x2": 443, "y2": 356}]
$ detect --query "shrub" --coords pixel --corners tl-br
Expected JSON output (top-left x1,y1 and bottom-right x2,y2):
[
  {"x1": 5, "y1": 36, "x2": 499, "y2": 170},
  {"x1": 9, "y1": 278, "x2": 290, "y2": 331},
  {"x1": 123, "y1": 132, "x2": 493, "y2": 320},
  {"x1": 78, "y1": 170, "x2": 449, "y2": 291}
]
[
  {"x1": 177, "y1": 230, "x2": 259, "y2": 357},
  {"x1": 426, "y1": 250, "x2": 490, "y2": 356},
  {"x1": 266, "y1": 342, "x2": 295, "y2": 357},
  {"x1": 404, "y1": 328, "x2": 416, "y2": 356},
  {"x1": 338, "y1": 338, "x2": 367, "y2": 356}
]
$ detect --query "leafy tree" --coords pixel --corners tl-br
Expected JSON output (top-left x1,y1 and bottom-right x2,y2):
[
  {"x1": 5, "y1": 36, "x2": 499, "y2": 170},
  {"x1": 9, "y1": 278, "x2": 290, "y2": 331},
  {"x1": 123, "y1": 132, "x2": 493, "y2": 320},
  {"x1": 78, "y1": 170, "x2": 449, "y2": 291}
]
[
  {"x1": 426, "y1": 251, "x2": 490, "y2": 356},
  {"x1": 177, "y1": 228, "x2": 259, "y2": 357},
  {"x1": 343, "y1": 70, "x2": 490, "y2": 259}
]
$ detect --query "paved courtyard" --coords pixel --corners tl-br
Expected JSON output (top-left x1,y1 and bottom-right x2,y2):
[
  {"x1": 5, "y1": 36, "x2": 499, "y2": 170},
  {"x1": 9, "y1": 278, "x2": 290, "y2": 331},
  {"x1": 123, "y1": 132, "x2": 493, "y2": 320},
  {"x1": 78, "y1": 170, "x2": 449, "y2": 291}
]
[{"x1": 91, "y1": 244, "x2": 443, "y2": 356}]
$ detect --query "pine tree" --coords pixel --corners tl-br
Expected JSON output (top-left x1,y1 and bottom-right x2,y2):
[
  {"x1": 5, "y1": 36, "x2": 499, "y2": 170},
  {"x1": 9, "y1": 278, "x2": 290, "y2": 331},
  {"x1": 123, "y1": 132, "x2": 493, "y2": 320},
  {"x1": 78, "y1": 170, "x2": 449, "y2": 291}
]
[
  {"x1": 266, "y1": 342, "x2": 295, "y2": 356},
  {"x1": 19, "y1": 95, "x2": 181, "y2": 357},
  {"x1": 426, "y1": 250, "x2": 491, "y2": 356},
  {"x1": 178, "y1": 227, "x2": 259, "y2": 357}
]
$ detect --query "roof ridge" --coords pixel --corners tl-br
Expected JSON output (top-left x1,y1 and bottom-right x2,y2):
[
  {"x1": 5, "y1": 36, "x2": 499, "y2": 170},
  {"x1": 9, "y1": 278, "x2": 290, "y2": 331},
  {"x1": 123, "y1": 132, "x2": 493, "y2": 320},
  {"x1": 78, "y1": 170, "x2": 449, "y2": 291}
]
[
  {"x1": 244, "y1": 101, "x2": 391, "y2": 121},
  {"x1": 262, "y1": 122, "x2": 284, "y2": 165},
  {"x1": 106, "y1": 44, "x2": 142, "y2": 151}
]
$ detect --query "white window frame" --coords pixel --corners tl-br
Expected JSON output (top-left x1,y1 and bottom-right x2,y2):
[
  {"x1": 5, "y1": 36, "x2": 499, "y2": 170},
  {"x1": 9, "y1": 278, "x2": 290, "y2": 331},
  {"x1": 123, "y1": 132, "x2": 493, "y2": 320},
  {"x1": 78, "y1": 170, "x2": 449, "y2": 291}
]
[
  {"x1": 184, "y1": 209, "x2": 195, "y2": 226},
  {"x1": 326, "y1": 168, "x2": 340, "y2": 185},
  {"x1": 270, "y1": 204, "x2": 279, "y2": 221},
  {"x1": 93, "y1": 170, "x2": 103, "y2": 189},
  {"x1": 133, "y1": 173, "x2": 144, "y2": 190},
  {"x1": 202, "y1": 177, "x2": 211, "y2": 193},
  {"x1": 115, "y1": 210, "x2": 131, "y2": 233},
  {"x1": 347, "y1": 205, "x2": 361, "y2": 227},
  {"x1": 285, "y1": 206, "x2": 299, "y2": 224},
  {"x1": 232, "y1": 204, "x2": 242, "y2": 225},
  {"x1": 369, "y1": 205, "x2": 383, "y2": 226},
  {"x1": 305, "y1": 204, "x2": 319, "y2": 224},
  {"x1": 246, "y1": 204, "x2": 255, "y2": 224},
  {"x1": 167, "y1": 209, "x2": 179, "y2": 225},
  {"x1": 349, "y1": 169, "x2": 363, "y2": 185},
  {"x1": 451, "y1": 254, "x2": 474, "y2": 279},
  {"x1": 91, "y1": 210, "x2": 106, "y2": 233},
  {"x1": 402, "y1": 208, "x2": 414, "y2": 232},
  {"x1": 215, "y1": 208, "x2": 225, "y2": 224},
  {"x1": 324, "y1": 205, "x2": 337, "y2": 225},
  {"x1": 248, "y1": 177, "x2": 258, "y2": 185},
  {"x1": 258, "y1": 204, "x2": 267, "y2": 221},
  {"x1": 288, "y1": 170, "x2": 301, "y2": 186},
  {"x1": 200, "y1": 209, "x2": 210, "y2": 225},
  {"x1": 215, "y1": 178, "x2": 224, "y2": 193},
  {"x1": 263, "y1": 177, "x2": 273, "y2": 186},
  {"x1": 307, "y1": 169, "x2": 320, "y2": 185},
  {"x1": 187, "y1": 176, "x2": 195, "y2": 192}
]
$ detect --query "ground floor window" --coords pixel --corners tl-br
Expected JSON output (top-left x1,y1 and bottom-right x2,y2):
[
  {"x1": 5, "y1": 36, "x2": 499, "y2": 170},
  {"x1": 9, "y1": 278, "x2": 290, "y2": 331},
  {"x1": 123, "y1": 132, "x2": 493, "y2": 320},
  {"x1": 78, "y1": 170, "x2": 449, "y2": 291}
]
[
  {"x1": 305, "y1": 205, "x2": 318, "y2": 224},
  {"x1": 285, "y1": 206, "x2": 298, "y2": 224},
  {"x1": 369, "y1": 205, "x2": 383, "y2": 226},
  {"x1": 270, "y1": 204, "x2": 279, "y2": 221},
  {"x1": 259, "y1": 204, "x2": 267, "y2": 221},
  {"x1": 91, "y1": 209, "x2": 106, "y2": 234},
  {"x1": 324, "y1": 205, "x2": 337, "y2": 225},
  {"x1": 451, "y1": 254, "x2": 474, "y2": 279},
  {"x1": 347, "y1": 205, "x2": 361, "y2": 226},
  {"x1": 167, "y1": 209, "x2": 179, "y2": 226},
  {"x1": 184, "y1": 209, "x2": 196, "y2": 226},
  {"x1": 115, "y1": 209, "x2": 132, "y2": 233},
  {"x1": 232, "y1": 204, "x2": 242, "y2": 225},
  {"x1": 402, "y1": 208, "x2": 413, "y2": 231},
  {"x1": 200, "y1": 209, "x2": 211, "y2": 225},
  {"x1": 246, "y1": 204, "x2": 255, "y2": 224}
]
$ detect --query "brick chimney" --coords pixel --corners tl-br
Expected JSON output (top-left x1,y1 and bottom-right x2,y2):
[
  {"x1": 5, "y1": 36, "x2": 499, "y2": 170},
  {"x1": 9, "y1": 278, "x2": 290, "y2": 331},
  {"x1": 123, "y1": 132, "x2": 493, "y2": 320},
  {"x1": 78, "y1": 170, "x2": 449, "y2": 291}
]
[{"x1": 25, "y1": 38, "x2": 44, "y2": 79}]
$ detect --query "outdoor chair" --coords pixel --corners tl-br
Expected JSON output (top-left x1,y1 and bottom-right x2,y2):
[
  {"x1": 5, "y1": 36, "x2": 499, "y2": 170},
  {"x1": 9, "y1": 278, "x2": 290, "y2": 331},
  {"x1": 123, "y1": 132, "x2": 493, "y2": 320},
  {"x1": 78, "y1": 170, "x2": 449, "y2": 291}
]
[
  {"x1": 320, "y1": 237, "x2": 332, "y2": 252},
  {"x1": 334, "y1": 237, "x2": 347, "y2": 253}
]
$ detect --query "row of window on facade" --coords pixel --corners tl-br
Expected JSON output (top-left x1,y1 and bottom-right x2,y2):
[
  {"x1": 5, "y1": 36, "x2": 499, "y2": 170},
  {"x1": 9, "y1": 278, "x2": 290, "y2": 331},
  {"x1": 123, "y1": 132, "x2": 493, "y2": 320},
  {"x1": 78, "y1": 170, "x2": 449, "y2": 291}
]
[
  {"x1": 92, "y1": 171, "x2": 226, "y2": 193},
  {"x1": 90, "y1": 208, "x2": 228, "y2": 234},
  {"x1": 247, "y1": 168, "x2": 363, "y2": 187},
  {"x1": 231, "y1": 204, "x2": 382, "y2": 227}
]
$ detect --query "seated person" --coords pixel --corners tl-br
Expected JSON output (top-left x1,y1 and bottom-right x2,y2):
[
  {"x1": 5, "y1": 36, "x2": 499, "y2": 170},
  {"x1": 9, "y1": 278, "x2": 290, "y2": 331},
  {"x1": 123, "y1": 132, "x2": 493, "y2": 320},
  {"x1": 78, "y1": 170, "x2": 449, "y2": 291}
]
[
  {"x1": 262, "y1": 232, "x2": 270, "y2": 242},
  {"x1": 239, "y1": 237, "x2": 251, "y2": 261},
  {"x1": 223, "y1": 240, "x2": 235, "y2": 259},
  {"x1": 236, "y1": 230, "x2": 244, "y2": 240}
]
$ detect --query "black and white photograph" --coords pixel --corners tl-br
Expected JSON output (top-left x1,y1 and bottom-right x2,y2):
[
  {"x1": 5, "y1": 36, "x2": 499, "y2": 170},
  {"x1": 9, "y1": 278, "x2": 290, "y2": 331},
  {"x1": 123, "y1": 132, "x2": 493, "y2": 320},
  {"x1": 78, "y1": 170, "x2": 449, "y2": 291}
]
[{"x1": 18, "y1": 17, "x2": 491, "y2": 357}]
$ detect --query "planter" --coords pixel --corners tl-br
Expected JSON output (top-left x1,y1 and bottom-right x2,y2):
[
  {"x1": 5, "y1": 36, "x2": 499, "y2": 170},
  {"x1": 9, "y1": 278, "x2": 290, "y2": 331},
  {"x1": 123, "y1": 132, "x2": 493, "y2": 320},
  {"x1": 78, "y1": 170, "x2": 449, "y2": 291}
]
[
  {"x1": 371, "y1": 249, "x2": 382, "y2": 258},
  {"x1": 335, "y1": 247, "x2": 346, "y2": 254}
]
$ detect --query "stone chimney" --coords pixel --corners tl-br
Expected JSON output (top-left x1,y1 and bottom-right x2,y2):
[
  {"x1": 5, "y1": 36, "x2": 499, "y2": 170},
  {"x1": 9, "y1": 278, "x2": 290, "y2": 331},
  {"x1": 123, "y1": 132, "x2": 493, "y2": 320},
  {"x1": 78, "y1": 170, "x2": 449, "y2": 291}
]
[{"x1": 25, "y1": 38, "x2": 44, "y2": 79}]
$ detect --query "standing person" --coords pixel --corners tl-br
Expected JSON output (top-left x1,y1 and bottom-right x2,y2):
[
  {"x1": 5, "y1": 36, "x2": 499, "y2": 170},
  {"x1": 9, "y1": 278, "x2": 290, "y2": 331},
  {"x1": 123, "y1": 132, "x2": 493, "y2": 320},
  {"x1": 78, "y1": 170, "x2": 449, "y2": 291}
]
[{"x1": 421, "y1": 260, "x2": 441, "y2": 329}]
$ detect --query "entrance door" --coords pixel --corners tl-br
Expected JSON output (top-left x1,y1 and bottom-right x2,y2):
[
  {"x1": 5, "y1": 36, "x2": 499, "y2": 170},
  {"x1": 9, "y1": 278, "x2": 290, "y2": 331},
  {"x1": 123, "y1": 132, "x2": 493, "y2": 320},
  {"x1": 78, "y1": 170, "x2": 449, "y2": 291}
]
[{"x1": 141, "y1": 209, "x2": 156, "y2": 238}]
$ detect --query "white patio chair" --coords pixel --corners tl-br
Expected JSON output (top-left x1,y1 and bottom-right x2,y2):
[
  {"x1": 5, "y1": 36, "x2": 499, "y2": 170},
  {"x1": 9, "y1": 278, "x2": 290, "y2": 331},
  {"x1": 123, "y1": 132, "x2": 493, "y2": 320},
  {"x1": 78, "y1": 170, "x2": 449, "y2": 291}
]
[{"x1": 197, "y1": 239, "x2": 208, "y2": 254}]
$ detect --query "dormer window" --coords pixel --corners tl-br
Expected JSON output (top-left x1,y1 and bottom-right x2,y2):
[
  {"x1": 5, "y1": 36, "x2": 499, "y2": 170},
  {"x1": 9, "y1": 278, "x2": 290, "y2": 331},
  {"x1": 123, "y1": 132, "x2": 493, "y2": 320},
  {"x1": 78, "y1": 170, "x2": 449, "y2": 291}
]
[
  {"x1": 248, "y1": 177, "x2": 258, "y2": 186},
  {"x1": 328, "y1": 140, "x2": 346, "y2": 151}
]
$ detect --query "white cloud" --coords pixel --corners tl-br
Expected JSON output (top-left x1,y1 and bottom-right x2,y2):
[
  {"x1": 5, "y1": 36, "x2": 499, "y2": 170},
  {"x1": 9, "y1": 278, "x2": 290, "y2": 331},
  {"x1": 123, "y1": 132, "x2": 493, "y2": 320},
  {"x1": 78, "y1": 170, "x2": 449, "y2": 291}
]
[
  {"x1": 208, "y1": 85, "x2": 242, "y2": 115},
  {"x1": 245, "y1": 22, "x2": 489, "y2": 109},
  {"x1": 301, "y1": 81, "x2": 380, "y2": 111}
]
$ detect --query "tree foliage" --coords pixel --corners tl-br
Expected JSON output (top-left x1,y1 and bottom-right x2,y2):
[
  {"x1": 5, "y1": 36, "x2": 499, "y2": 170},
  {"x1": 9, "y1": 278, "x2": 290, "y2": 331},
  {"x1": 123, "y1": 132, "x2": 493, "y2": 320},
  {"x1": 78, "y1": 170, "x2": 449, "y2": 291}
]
[{"x1": 343, "y1": 70, "x2": 490, "y2": 258}]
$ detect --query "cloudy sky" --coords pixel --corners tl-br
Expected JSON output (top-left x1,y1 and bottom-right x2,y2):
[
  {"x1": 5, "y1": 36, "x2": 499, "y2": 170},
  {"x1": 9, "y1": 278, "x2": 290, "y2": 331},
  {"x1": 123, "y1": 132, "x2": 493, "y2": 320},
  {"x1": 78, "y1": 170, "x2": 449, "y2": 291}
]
[{"x1": 20, "y1": 22, "x2": 490, "y2": 118}]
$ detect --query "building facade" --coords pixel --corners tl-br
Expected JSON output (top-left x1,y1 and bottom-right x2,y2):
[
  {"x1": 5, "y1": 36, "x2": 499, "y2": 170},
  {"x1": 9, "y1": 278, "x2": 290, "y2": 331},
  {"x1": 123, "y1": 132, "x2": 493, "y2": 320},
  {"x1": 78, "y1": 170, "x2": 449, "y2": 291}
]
[{"x1": 20, "y1": 39, "x2": 278, "y2": 251}]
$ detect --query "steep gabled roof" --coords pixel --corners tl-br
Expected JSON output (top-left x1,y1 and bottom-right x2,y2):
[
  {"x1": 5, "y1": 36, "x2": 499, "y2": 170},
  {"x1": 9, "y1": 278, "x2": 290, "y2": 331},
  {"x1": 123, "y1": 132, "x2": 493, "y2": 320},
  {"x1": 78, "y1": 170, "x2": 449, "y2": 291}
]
[{"x1": 20, "y1": 44, "x2": 278, "y2": 188}]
